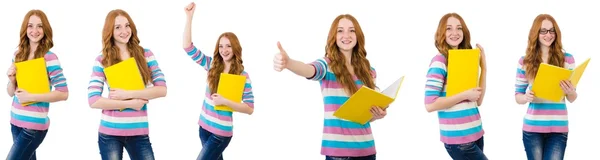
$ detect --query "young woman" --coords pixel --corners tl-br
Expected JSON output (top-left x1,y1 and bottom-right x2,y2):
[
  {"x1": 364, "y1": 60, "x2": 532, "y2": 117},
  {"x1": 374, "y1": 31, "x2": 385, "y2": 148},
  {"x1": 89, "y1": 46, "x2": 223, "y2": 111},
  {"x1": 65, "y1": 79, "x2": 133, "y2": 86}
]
[
  {"x1": 273, "y1": 14, "x2": 386, "y2": 160},
  {"x1": 515, "y1": 14, "x2": 576, "y2": 160},
  {"x1": 423, "y1": 13, "x2": 488, "y2": 160},
  {"x1": 182, "y1": 2, "x2": 255, "y2": 160},
  {"x1": 6, "y1": 9, "x2": 69, "y2": 160},
  {"x1": 86, "y1": 9, "x2": 167, "y2": 160}
]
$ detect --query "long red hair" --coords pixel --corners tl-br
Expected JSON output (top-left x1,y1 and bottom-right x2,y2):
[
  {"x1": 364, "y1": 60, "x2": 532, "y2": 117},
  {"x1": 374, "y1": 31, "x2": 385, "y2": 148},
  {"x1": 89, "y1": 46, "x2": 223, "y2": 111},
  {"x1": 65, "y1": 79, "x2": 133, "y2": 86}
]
[
  {"x1": 523, "y1": 14, "x2": 564, "y2": 80},
  {"x1": 14, "y1": 10, "x2": 53, "y2": 62},
  {"x1": 434, "y1": 13, "x2": 473, "y2": 57},
  {"x1": 207, "y1": 32, "x2": 244, "y2": 94},
  {"x1": 101, "y1": 9, "x2": 152, "y2": 85},
  {"x1": 325, "y1": 14, "x2": 375, "y2": 95}
]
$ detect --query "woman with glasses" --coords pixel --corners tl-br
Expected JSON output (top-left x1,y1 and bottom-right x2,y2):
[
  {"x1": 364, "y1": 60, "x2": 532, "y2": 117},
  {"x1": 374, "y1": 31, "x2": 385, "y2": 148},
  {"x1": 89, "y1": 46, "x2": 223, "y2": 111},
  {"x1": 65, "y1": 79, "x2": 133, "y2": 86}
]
[{"x1": 514, "y1": 14, "x2": 577, "y2": 160}]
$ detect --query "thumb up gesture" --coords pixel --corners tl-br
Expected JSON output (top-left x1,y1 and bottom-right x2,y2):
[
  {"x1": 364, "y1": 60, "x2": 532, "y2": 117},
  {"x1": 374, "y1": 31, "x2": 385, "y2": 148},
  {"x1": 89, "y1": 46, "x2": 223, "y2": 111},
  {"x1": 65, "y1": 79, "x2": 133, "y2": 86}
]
[{"x1": 273, "y1": 41, "x2": 290, "y2": 72}]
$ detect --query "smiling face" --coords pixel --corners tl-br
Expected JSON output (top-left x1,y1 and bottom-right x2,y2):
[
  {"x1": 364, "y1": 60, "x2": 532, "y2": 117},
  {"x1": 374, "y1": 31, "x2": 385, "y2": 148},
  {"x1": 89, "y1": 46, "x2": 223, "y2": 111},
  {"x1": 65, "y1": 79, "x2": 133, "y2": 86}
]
[
  {"x1": 27, "y1": 15, "x2": 44, "y2": 43},
  {"x1": 538, "y1": 19, "x2": 555, "y2": 47},
  {"x1": 445, "y1": 17, "x2": 463, "y2": 48},
  {"x1": 219, "y1": 37, "x2": 233, "y2": 61},
  {"x1": 335, "y1": 18, "x2": 357, "y2": 53},
  {"x1": 112, "y1": 15, "x2": 132, "y2": 45}
]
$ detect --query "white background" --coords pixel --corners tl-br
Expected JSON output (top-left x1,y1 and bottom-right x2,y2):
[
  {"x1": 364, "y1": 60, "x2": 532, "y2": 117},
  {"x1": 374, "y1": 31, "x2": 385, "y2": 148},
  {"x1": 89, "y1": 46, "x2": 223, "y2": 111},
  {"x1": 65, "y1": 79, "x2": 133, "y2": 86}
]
[{"x1": 0, "y1": 0, "x2": 598, "y2": 159}]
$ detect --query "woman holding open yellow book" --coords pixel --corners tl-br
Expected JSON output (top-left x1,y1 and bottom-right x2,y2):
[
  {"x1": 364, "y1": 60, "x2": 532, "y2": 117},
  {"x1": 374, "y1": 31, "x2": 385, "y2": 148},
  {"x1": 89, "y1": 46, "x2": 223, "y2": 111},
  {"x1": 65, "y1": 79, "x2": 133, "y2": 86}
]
[
  {"x1": 514, "y1": 14, "x2": 577, "y2": 160},
  {"x1": 272, "y1": 14, "x2": 386, "y2": 160},
  {"x1": 86, "y1": 9, "x2": 167, "y2": 160},
  {"x1": 423, "y1": 13, "x2": 488, "y2": 160},
  {"x1": 5, "y1": 9, "x2": 69, "y2": 160},
  {"x1": 182, "y1": 2, "x2": 255, "y2": 160}
]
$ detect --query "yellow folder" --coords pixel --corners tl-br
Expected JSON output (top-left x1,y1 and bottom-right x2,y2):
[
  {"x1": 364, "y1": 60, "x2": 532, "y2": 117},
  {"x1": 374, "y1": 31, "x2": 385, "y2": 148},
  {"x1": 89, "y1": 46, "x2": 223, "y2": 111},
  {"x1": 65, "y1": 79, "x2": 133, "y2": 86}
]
[
  {"x1": 446, "y1": 49, "x2": 480, "y2": 97},
  {"x1": 15, "y1": 57, "x2": 50, "y2": 106},
  {"x1": 333, "y1": 76, "x2": 405, "y2": 125},
  {"x1": 215, "y1": 73, "x2": 246, "y2": 112},
  {"x1": 103, "y1": 57, "x2": 146, "y2": 111},
  {"x1": 532, "y1": 58, "x2": 591, "y2": 102}
]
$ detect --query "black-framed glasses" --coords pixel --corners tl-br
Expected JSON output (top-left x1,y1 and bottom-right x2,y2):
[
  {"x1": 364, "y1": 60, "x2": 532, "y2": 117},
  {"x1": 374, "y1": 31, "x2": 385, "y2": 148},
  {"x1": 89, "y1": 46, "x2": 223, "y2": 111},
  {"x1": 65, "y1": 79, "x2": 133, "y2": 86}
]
[{"x1": 539, "y1": 28, "x2": 555, "y2": 35}]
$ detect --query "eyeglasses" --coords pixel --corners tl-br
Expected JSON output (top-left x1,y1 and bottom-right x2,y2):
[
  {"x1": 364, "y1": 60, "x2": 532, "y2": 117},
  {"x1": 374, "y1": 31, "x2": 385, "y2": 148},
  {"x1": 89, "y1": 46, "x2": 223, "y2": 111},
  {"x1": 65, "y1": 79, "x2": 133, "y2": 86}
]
[{"x1": 539, "y1": 28, "x2": 556, "y2": 35}]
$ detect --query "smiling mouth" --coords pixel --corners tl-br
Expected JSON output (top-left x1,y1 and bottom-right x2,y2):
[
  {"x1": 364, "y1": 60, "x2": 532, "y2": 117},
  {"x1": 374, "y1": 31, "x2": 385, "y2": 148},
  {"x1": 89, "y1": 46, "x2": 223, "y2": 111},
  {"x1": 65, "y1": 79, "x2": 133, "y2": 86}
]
[
  {"x1": 30, "y1": 33, "x2": 41, "y2": 39},
  {"x1": 341, "y1": 40, "x2": 352, "y2": 44},
  {"x1": 449, "y1": 37, "x2": 460, "y2": 41},
  {"x1": 120, "y1": 34, "x2": 129, "y2": 39},
  {"x1": 222, "y1": 53, "x2": 230, "y2": 57}
]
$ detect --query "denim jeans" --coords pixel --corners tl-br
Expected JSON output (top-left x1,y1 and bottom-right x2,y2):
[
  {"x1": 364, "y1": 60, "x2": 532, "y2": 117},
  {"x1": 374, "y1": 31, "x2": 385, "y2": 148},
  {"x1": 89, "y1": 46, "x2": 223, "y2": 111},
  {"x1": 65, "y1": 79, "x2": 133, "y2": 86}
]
[
  {"x1": 98, "y1": 133, "x2": 155, "y2": 160},
  {"x1": 522, "y1": 131, "x2": 568, "y2": 160},
  {"x1": 444, "y1": 136, "x2": 488, "y2": 160},
  {"x1": 325, "y1": 154, "x2": 376, "y2": 160},
  {"x1": 6, "y1": 124, "x2": 48, "y2": 160},
  {"x1": 197, "y1": 127, "x2": 232, "y2": 160}
]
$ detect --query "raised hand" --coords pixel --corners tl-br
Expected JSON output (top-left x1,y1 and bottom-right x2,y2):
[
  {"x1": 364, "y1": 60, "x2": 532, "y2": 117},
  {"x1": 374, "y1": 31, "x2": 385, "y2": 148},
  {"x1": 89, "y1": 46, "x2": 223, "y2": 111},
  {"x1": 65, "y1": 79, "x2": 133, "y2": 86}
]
[
  {"x1": 273, "y1": 41, "x2": 290, "y2": 72},
  {"x1": 184, "y1": 2, "x2": 196, "y2": 18}
]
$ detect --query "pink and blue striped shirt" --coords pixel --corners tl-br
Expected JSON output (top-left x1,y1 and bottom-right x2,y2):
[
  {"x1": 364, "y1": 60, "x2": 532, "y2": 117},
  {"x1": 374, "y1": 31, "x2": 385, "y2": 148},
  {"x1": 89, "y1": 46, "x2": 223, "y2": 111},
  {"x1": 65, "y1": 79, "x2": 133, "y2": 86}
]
[
  {"x1": 87, "y1": 49, "x2": 167, "y2": 136},
  {"x1": 515, "y1": 53, "x2": 575, "y2": 133},
  {"x1": 10, "y1": 51, "x2": 69, "y2": 131},
  {"x1": 424, "y1": 53, "x2": 485, "y2": 145},
  {"x1": 184, "y1": 43, "x2": 255, "y2": 137},
  {"x1": 308, "y1": 57, "x2": 377, "y2": 157}
]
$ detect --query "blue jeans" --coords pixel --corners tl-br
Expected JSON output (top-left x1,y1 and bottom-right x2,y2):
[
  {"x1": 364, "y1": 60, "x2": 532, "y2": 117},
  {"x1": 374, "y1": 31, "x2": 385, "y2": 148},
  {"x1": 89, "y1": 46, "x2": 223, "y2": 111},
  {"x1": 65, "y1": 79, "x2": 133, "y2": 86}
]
[
  {"x1": 522, "y1": 131, "x2": 568, "y2": 160},
  {"x1": 6, "y1": 124, "x2": 48, "y2": 160},
  {"x1": 325, "y1": 154, "x2": 376, "y2": 160},
  {"x1": 98, "y1": 133, "x2": 155, "y2": 160},
  {"x1": 197, "y1": 127, "x2": 232, "y2": 160},
  {"x1": 444, "y1": 136, "x2": 488, "y2": 160}
]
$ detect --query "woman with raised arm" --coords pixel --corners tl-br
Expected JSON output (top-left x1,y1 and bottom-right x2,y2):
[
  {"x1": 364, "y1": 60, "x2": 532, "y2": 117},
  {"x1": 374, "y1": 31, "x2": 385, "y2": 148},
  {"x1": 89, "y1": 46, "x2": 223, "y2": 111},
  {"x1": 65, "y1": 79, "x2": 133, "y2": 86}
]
[
  {"x1": 6, "y1": 9, "x2": 69, "y2": 160},
  {"x1": 273, "y1": 14, "x2": 386, "y2": 160},
  {"x1": 87, "y1": 9, "x2": 167, "y2": 160},
  {"x1": 183, "y1": 2, "x2": 255, "y2": 160},
  {"x1": 515, "y1": 14, "x2": 576, "y2": 160},
  {"x1": 423, "y1": 13, "x2": 488, "y2": 160}
]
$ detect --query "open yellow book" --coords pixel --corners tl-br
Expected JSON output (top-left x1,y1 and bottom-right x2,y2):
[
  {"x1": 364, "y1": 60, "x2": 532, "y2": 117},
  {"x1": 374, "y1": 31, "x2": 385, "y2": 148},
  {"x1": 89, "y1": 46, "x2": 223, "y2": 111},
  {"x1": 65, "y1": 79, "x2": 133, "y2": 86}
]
[
  {"x1": 15, "y1": 57, "x2": 50, "y2": 106},
  {"x1": 215, "y1": 73, "x2": 246, "y2": 112},
  {"x1": 333, "y1": 76, "x2": 405, "y2": 125},
  {"x1": 104, "y1": 57, "x2": 146, "y2": 111},
  {"x1": 446, "y1": 49, "x2": 480, "y2": 97},
  {"x1": 532, "y1": 58, "x2": 591, "y2": 102}
]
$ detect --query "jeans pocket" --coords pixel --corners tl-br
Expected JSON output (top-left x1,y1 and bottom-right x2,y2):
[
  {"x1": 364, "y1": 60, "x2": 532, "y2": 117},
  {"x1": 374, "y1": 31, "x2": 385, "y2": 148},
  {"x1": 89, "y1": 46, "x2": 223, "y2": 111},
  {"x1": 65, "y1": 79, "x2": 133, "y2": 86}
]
[{"x1": 210, "y1": 134, "x2": 229, "y2": 143}]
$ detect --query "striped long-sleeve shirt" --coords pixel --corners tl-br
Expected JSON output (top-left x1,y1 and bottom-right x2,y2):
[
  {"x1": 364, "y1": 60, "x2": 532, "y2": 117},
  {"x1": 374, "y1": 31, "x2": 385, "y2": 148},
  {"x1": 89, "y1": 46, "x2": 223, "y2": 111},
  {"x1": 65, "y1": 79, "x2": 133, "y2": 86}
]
[
  {"x1": 515, "y1": 53, "x2": 575, "y2": 133},
  {"x1": 184, "y1": 43, "x2": 255, "y2": 137},
  {"x1": 10, "y1": 51, "x2": 69, "y2": 131},
  {"x1": 424, "y1": 53, "x2": 484, "y2": 145},
  {"x1": 307, "y1": 57, "x2": 377, "y2": 157},
  {"x1": 87, "y1": 49, "x2": 167, "y2": 136}
]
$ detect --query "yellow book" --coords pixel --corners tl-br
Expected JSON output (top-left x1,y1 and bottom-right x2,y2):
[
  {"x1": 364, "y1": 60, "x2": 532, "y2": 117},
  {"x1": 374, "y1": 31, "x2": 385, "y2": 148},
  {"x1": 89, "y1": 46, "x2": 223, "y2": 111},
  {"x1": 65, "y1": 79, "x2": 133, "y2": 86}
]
[
  {"x1": 532, "y1": 58, "x2": 591, "y2": 102},
  {"x1": 215, "y1": 73, "x2": 246, "y2": 112},
  {"x1": 15, "y1": 57, "x2": 50, "y2": 106},
  {"x1": 104, "y1": 57, "x2": 146, "y2": 111},
  {"x1": 446, "y1": 49, "x2": 480, "y2": 97},
  {"x1": 333, "y1": 76, "x2": 405, "y2": 125}
]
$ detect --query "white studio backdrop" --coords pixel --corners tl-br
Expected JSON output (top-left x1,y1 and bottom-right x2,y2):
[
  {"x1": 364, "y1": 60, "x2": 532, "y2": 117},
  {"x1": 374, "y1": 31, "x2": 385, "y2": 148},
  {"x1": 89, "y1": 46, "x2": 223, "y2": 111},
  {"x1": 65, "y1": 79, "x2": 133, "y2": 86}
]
[{"x1": 0, "y1": 0, "x2": 598, "y2": 159}]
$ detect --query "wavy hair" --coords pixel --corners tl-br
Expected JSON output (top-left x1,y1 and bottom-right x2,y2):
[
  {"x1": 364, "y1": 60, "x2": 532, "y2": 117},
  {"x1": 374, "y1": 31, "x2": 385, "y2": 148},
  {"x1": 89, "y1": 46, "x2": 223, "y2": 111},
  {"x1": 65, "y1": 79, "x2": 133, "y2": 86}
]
[
  {"x1": 325, "y1": 14, "x2": 375, "y2": 95},
  {"x1": 101, "y1": 9, "x2": 152, "y2": 85},
  {"x1": 14, "y1": 10, "x2": 53, "y2": 62},
  {"x1": 523, "y1": 14, "x2": 564, "y2": 80},
  {"x1": 207, "y1": 32, "x2": 244, "y2": 94}
]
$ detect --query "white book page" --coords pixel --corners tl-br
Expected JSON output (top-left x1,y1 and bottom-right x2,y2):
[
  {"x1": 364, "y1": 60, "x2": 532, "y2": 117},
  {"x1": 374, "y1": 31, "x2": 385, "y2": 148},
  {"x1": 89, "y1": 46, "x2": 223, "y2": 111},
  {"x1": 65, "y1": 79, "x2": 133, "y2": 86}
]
[{"x1": 381, "y1": 76, "x2": 404, "y2": 98}]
